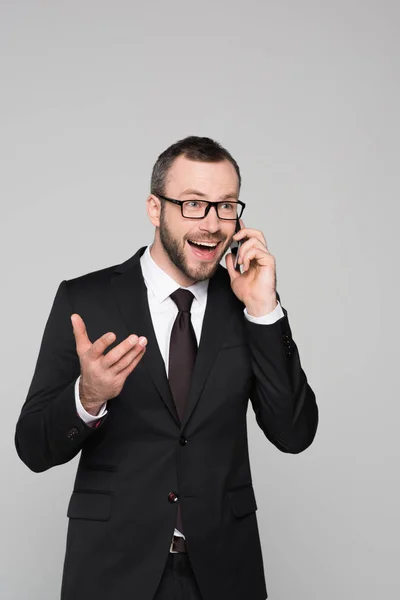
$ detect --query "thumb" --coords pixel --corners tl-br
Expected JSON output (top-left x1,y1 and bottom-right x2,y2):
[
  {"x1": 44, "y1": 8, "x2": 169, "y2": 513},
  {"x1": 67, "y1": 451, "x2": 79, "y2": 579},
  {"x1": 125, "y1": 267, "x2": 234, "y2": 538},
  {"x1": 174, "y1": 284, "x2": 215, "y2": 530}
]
[
  {"x1": 70, "y1": 313, "x2": 91, "y2": 357},
  {"x1": 225, "y1": 252, "x2": 240, "y2": 283}
]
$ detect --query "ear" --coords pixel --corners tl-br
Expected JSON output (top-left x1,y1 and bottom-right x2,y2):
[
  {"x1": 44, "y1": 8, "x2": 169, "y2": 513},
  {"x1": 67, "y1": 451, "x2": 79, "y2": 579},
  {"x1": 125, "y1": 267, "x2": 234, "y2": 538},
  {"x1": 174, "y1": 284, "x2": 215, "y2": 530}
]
[{"x1": 146, "y1": 195, "x2": 162, "y2": 227}]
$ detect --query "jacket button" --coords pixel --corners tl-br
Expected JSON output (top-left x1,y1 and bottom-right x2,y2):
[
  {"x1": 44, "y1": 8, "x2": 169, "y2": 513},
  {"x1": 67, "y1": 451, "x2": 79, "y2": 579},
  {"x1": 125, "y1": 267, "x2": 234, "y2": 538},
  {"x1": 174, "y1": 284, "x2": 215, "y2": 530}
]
[
  {"x1": 168, "y1": 492, "x2": 179, "y2": 503},
  {"x1": 67, "y1": 427, "x2": 79, "y2": 441},
  {"x1": 179, "y1": 436, "x2": 188, "y2": 446},
  {"x1": 281, "y1": 333, "x2": 293, "y2": 356}
]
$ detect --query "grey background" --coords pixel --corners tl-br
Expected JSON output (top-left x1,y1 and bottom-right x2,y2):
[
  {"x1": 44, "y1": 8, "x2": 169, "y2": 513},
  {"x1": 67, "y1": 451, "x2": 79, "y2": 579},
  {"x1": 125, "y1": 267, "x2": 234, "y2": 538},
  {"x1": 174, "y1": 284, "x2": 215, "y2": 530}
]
[{"x1": 1, "y1": 1, "x2": 399, "y2": 598}]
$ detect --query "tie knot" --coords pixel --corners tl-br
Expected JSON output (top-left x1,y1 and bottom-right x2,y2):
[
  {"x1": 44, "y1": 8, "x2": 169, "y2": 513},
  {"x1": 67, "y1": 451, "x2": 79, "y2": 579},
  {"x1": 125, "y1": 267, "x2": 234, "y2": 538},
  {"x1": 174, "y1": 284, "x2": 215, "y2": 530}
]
[{"x1": 170, "y1": 289, "x2": 195, "y2": 312}]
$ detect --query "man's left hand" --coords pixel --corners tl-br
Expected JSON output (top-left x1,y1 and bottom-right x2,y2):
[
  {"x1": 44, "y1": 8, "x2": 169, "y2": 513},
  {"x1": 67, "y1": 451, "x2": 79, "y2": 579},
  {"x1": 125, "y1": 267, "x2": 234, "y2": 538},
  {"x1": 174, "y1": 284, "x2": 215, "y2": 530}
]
[{"x1": 225, "y1": 219, "x2": 277, "y2": 317}]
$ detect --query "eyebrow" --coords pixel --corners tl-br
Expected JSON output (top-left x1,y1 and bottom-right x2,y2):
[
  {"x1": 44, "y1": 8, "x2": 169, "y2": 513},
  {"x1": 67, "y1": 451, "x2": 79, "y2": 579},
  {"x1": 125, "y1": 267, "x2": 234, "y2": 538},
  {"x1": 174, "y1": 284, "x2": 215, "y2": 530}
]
[{"x1": 179, "y1": 189, "x2": 238, "y2": 200}]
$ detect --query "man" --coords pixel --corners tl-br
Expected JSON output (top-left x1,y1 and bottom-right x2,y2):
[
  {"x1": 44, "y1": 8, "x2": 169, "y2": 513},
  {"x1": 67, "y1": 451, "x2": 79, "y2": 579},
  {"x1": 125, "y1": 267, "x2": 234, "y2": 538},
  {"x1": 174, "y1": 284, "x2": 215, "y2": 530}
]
[{"x1": 15, "y1": 136, "x2": 318, "y2": 600}]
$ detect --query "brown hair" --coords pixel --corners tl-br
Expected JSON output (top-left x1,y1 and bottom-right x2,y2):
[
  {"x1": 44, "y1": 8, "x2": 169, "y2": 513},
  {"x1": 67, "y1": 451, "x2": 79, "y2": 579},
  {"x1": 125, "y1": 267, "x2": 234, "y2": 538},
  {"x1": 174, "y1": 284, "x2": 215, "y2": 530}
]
[{"x1": 150, "y1": 135, "x2": 241, "y2": 196}]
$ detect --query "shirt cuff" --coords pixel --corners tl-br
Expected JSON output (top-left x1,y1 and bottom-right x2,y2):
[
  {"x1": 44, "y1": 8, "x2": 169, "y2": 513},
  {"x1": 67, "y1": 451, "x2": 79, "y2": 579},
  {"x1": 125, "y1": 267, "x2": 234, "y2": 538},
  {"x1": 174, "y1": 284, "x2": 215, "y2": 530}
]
[
  {"x1": 74, "y1": 375, "x2": 108, "y2": 425},
  {"x1": 243, "y1": 300, "x2": 285, "y2": 325}
]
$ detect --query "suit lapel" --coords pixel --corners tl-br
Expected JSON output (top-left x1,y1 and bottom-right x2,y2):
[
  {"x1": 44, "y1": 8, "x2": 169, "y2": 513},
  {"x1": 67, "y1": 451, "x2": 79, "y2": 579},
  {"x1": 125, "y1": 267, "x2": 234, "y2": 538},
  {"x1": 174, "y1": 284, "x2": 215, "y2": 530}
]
[{"x1": 110, "y1": 247, "x2": 180, "y2": 426}]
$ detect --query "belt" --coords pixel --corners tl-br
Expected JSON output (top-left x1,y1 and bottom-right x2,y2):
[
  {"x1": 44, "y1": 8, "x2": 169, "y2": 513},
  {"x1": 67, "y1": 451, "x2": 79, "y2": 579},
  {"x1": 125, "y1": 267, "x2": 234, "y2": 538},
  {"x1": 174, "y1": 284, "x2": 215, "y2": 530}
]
[{"x1": 169, "y1": 535, "x2": 187, "y2": 553}]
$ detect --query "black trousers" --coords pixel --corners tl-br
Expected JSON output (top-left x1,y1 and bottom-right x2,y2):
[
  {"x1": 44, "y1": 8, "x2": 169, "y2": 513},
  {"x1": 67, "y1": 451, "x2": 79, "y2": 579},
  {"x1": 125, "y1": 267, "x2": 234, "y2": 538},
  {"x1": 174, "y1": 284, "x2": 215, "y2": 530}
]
[{"x1": 153, "y1": 553, "x2": 203, "y2": 600}]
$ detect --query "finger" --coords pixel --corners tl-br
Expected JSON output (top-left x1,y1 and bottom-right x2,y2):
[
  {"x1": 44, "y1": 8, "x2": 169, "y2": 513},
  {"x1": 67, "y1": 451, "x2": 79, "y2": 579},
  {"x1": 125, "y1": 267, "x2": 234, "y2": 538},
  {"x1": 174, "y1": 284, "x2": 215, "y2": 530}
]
[
  {"x1": 237, "y1": 239, "x2": 268, "y2": 265},
  {"x1": 117, "y1": 344, "x2": 147, "y2": 379},
  {"x1": 103, "y1": 335, "x2": 148, "y2": 370},
  {"x1": 110, "y1": 341, "x2": 147, "y2": 375},
  {"x1": 70, "y1": 313, "x2": 92, "y2": 357},
  {"x1": 234, "y1": 227, "x2": 267, "y2": 247},
  {"x1": 241, "y1": 247, "x2": 272, "y2": 272},
  {"x1": 234, "y1": 228, "x2": 267, "y2": 247},
  {"x1": 90, "y1": 330, "x2": 117, "y2": 360},
  {"x1": 225, "y1": 252, "x2": 241, "y2": 283}
]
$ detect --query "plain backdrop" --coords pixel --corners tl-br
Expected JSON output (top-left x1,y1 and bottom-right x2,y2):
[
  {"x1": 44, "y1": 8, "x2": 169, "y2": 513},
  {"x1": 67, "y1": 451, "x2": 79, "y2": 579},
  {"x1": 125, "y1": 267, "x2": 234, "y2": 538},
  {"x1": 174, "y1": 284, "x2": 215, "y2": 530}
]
[{"x1": 1, "y1": 1, "x2": 399, "y2": 598}]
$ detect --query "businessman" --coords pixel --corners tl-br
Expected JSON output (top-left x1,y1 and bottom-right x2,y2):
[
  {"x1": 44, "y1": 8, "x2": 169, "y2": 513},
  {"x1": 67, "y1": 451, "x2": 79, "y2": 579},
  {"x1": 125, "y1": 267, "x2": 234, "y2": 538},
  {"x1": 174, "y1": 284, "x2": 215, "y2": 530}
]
[{"x1": 15, "y1": 136, "x2": 318, "y2": 599}]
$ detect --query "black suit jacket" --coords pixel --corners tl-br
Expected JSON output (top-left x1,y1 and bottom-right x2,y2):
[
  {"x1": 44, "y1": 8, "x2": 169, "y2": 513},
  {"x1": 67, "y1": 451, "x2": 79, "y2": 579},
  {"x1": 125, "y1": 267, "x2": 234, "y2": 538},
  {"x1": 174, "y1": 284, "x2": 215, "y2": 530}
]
[{"x1": 15, "y1": 246, "x2": 318, "y2": 600}]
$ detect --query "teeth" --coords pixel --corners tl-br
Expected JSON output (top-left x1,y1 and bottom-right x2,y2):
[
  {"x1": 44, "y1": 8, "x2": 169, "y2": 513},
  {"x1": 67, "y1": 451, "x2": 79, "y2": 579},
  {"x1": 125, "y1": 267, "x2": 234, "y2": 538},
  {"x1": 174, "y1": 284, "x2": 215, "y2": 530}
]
[{"x1": 190, "y1": 240, "x2": 218, "y2": 248}]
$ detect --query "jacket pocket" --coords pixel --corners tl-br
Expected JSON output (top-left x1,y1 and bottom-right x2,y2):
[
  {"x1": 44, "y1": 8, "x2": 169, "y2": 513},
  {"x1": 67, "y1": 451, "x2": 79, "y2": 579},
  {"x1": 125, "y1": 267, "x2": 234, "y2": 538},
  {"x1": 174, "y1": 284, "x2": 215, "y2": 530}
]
[
  {"x1": 73, "y1": 464, "x2": 117, "y2": 491},
  {"x1": 228, "y1": 485, "x2": 258, "y2": 518},
  {"x1": 67, "y1": 491, "x2": 112, "y2": 521}
]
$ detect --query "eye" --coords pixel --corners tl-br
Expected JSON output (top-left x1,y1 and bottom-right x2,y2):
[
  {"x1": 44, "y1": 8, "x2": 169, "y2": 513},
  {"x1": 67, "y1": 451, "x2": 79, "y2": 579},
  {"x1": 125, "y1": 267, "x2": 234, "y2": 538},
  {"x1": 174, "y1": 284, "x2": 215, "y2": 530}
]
[{"x1": 186, "y1": 201, "x2": 201, "y2": 208}]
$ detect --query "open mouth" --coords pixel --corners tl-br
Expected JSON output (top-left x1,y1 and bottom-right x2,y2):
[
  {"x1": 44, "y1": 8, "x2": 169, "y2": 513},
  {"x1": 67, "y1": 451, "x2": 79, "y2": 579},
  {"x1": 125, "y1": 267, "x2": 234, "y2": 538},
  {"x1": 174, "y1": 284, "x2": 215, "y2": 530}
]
[{"x1": 187, "y1": 239, "x2": 221, "y2": 260}]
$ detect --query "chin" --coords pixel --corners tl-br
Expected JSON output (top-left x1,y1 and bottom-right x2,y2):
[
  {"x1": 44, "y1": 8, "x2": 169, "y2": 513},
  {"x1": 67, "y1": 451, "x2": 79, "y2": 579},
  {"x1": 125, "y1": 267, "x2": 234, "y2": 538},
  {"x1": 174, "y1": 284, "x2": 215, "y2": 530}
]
[{"x1": 184, "y1": 256, "x2": 221, "y2": 282}]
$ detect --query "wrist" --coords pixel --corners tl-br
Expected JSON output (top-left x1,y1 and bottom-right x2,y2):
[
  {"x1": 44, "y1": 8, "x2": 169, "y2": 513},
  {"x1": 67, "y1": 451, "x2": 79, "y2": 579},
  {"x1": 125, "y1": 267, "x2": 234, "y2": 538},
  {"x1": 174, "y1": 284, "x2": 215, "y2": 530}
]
[
  {"x1": 79, "y1": 378, "x2": 104, "y2": 416},
  {"x1": 81, "y1": 400, "x2": 103, "y2": 416},
  {"x1": 246, "y1": 297, "x2": 278, "y2": 317}
]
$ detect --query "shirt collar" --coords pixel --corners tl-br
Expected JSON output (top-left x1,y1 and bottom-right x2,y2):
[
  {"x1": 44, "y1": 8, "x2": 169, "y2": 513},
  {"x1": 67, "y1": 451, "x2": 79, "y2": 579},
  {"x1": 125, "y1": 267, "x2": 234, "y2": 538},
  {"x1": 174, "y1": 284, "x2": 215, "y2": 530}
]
[{"x1": 140, "y1": 245, "x2": 209, "y2": 307}]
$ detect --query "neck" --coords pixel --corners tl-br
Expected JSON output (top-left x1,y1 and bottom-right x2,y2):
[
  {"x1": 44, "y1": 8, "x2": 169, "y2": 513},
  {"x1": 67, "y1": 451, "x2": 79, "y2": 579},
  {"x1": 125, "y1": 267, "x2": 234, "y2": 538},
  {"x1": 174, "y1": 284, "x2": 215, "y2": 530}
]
[{"x1": 149, "y1": 238, "x2": 197, "y2": 287}]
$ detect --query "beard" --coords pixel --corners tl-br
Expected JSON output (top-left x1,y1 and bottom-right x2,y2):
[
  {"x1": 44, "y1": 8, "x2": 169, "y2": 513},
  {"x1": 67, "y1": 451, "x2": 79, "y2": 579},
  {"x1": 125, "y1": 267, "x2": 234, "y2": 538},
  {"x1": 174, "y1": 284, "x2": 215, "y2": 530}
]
[{"x1": 159, "y1": 208, "x2": 231, "y2": 282}]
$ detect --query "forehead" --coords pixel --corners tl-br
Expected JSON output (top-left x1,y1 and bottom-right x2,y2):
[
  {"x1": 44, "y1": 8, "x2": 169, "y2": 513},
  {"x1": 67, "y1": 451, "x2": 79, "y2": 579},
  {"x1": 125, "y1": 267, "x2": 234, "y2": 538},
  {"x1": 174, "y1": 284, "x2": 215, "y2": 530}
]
[{"x1": 165, "y1": 155, "x2": 239, "y2": 197}]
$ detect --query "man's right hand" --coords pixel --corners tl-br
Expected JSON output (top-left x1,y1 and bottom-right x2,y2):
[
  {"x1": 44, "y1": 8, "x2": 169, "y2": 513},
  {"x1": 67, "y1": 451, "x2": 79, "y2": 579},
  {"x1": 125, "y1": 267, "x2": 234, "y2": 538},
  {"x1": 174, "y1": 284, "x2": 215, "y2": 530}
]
[{"x1": 71, "y1": 313, "x2": 147, "y2": 416}]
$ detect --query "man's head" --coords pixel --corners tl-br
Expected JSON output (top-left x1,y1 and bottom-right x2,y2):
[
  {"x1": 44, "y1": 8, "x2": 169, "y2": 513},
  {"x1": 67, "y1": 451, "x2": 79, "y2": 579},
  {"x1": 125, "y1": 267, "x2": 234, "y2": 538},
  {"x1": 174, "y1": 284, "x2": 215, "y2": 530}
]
[{"x1": 147, "y1": 136, "x2": 242, "y2": 286}]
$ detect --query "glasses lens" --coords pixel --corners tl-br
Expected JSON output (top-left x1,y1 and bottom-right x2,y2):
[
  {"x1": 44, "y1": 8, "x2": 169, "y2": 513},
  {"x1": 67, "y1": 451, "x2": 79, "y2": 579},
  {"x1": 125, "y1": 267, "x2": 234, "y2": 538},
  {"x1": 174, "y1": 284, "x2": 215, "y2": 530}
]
[
  {"x1": 182, "y1": 200, "x2": 240, "y2": 219},
  {"x1": 217, "y1": 202, "x2": 239, "y2": 219},
  {"x1": 182, "y1": 200, "x2": 208, "y2": 217}
]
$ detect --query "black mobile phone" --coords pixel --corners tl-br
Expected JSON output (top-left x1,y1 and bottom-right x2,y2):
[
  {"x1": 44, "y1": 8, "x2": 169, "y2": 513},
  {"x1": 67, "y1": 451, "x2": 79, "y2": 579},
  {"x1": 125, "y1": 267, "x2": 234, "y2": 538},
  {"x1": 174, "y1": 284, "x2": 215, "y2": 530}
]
[{"x1": 230, "y1": 218, "x2": 242, "y2": 272}]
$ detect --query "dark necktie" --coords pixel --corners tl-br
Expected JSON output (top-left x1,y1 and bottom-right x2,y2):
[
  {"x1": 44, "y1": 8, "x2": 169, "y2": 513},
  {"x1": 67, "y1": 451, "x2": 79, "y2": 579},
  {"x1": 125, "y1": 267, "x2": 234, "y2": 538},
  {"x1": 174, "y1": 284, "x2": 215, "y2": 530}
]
[
  {"x1": 168, "y1": 289, "x2": 197, "y2": 421},
  {"x1": 168, "y1": 288, "x2": 197, "y2": 545}
]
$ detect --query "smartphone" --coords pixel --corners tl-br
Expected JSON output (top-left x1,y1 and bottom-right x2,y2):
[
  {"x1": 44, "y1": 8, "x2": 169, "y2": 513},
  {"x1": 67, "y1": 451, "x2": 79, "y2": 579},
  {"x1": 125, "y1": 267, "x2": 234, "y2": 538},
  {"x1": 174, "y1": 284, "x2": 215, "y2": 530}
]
[{"x1": 230, "y1": 218, "x2": 243, "y2": 273}]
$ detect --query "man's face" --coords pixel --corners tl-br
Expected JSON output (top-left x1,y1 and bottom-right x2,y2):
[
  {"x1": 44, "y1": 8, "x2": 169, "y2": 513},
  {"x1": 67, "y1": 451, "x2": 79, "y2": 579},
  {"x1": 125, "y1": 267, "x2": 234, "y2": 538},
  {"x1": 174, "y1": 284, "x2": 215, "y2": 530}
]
[{"x1": 158, "y1": 156, "x2": 239, "y2": 282}]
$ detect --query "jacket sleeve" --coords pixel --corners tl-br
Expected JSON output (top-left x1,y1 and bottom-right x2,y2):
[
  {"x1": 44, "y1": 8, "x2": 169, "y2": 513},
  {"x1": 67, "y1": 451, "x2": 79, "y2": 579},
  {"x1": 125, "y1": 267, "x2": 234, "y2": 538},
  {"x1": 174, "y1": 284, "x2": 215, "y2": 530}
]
[
  {"x1": 246, "y1": 294, "x2": 318, "y2": 454},
  {"x1": 15, "y1": 280, "x2": 107, "y2": 472}
]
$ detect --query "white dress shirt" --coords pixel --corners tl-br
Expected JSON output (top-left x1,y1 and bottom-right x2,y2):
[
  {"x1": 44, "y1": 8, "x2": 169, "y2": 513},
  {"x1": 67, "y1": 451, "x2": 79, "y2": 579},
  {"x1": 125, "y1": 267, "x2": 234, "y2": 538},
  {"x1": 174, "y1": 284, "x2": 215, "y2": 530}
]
[{"x1": 74, "y1": 245, "x2": 285, "y2": 540}]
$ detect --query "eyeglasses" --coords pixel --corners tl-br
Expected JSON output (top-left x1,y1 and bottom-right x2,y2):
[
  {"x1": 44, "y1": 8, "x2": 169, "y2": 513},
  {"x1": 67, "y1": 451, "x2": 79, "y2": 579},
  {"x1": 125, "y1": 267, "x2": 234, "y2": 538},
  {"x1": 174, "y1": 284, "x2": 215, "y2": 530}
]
[{"x1": 157, "y1": 194, "x2": 246, "y2": 220}]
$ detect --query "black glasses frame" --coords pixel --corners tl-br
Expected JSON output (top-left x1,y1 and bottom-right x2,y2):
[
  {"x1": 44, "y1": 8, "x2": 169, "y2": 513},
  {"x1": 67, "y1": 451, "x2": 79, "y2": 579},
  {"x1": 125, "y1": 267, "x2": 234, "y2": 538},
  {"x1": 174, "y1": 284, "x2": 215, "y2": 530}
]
[{"x1": 157, "y1": 194, "x2": 246, "y2": 220}]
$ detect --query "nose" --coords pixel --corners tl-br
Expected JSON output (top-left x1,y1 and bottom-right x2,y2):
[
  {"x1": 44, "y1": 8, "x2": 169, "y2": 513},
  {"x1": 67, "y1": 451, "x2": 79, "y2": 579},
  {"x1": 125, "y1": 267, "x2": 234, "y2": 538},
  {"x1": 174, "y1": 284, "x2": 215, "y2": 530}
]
[{"x1": 199, "y1": 205, "x2": 220, "y2": 233}]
